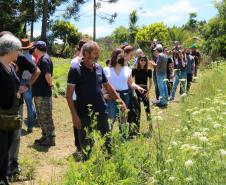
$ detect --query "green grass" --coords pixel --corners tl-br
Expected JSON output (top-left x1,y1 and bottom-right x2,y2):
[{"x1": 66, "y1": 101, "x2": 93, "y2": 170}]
[{"x1": 61, "y1": 61, "x2": 226, "y2": 185}]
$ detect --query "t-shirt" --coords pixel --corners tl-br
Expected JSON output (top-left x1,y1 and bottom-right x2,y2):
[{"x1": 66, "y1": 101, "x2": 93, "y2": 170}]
[
  {"x1": 191, "y1": 51, "x2": 201, "y2": 65},
  {"x1": 21, "y1": 51, "x2": 36, "y2": 80},
  {"x1": 16, "y1": 54, "x2": 37, "y2": 80},
  {"x1": 132, "y1": 68, "x2": 152, "y2": 86},
  {"x1": 167, "y1": 57, "x2": 173, "y2": 79},
  {"x1": 104, "y1": 66, "x2": 131, "y2": 91},
  {"x1": 185, "y1": 55, "x2": 195, "y2": 74},
  {"x1": 32, "y1": 54, "x2": 53, "y2": 97},
  {"x1": 0, "y1": 63, "x2": 20, "y2": 109},
  {"x1": 156, "y1": 53, "x2": 168, "y2": 75},
  {"x1": 67, "y1": 61, "x2": 108, "y2": 117}
]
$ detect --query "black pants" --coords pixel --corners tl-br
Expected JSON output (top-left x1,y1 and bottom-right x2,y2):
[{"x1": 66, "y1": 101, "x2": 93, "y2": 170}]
[
  {"x1": 78, "y1": 114, "x2": 111, "y2": 159},
  {"x1": 135, "y1": 90, "x2": 150, "y2": 116},
  {"x1": 153, "y1": 70, "x2": 160, "y2": 100},
  {"x1": 73, "y1": 127, "x2": 81, "y2": 151},
  {"x1": 0, "y1": 130, "x2": 14, "y2": 181},
  {"x1": 187, "y1": 73, "x2": 193, "y2": 92}
]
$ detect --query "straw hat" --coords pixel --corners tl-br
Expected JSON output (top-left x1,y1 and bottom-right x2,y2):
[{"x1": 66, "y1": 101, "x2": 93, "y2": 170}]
[{"x1": 21, "y1": 38, "x2": 33, "y2": 50}]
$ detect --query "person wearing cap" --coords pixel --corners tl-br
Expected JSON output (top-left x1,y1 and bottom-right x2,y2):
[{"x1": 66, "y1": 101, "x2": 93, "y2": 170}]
[
  {"x1": 133, "y1": 48, "x2": 144, "y2": 67},
  {"x1": 32, "y1": 41, "x2": 55, "y2": 147},
  {"x1": 5, "y1": 38, "x2": 41, "y2": 180},
  {"x1": 152, "y1": 44, "x2": 168, "y2": 107},
  {"x1": 0, "y1": 33, "x2": 22, "y2": 185},
  {"x1": 190, "y1": 44, "x2": 201, "y2": 78}
]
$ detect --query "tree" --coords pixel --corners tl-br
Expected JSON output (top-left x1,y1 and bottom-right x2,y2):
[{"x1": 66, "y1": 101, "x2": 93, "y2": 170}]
[
  {"x1": 202, "y1": 0, "x2": 226, "y2": 60},
  {"x1": 65, "y1": 0, "x2": 118, "y2": 40},
  {"x1": 52, "y1": 20, "x2": 81, "y2": 55},
  {"x1": 185, "y1": 12, "x2": 198, "y2": 31},
  {"x1": 128, "y1": 10, "x2": 139, "y2": 44},
  {"x1": 111, "y1": 26, "x2": 129, "y2": 44},
  {"x1": 0, "y1": 0, "x2": 23, "y2": 36},
  {"x1": 136, "y1": 22, "x2": 169, "y2": 44}
]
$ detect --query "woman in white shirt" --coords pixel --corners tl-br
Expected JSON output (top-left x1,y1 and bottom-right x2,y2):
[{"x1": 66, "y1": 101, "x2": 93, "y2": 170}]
[{"x1": 104, "y1": 48, "x2": 144, "y2": 129}]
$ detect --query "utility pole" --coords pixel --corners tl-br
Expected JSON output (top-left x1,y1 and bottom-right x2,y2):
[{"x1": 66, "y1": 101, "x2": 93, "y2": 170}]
[{"x1": 93, "y1": 0, "x2": 96, "y2": 41}]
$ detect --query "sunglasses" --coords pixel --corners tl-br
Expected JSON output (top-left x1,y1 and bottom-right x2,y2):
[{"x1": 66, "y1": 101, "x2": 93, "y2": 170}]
[{"x1": 140, "y1": 58, "x2": 147, "y2": 62}]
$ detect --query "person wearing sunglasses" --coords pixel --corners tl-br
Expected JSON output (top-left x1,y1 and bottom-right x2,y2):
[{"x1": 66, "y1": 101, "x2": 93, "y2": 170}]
[{"x1": 132, "y1": 56, "x2": 152, "y2": 124}]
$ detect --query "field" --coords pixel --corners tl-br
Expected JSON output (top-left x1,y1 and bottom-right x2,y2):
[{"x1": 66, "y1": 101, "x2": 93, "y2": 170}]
[{"x1": 15, "y1": 59, "x2": 226, "y2": 185}]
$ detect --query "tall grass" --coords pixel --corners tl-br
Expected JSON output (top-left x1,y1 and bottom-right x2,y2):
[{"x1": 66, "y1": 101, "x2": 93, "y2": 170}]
[{"x1": 60, "y1": 61, "x2": 226, "y2": 185}]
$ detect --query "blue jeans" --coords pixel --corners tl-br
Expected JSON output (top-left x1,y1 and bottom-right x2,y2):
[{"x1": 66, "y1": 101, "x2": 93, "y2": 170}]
[
  {"x1": 156, "y1": 73, "x2": 168, "y2": 105},
  {"x1": 171, "y1": 71, "x2": 187, "y2": 98},
  {"x1": 21, "y1": 79, "x2": 36, "y2": 129},
  {"x1": 107, "y1": 89, "x2": 130, "y2": 120}
]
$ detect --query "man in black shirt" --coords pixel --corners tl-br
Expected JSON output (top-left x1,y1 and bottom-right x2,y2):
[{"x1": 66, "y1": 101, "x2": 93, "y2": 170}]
[
  {"x1": 66, "y1": 41, "x2": 126, "y2": 159},
  {"x1": 191, "y1": 44, "x2": 201, "y2": 78},
  {"x1": 32, "y1": 41, "x2": 55, "y2": 147}
]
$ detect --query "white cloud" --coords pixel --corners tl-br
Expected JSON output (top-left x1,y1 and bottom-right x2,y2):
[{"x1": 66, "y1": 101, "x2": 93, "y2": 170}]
[
  {"x1": 141, "y1": 0, "x2": 198, "y2": 24},
  {"x1": 79, "y1": 25, "x2": 113, "y2": 38},
  {"x1": 83, "y1": 0, "x2": 144, "y2": 15}
]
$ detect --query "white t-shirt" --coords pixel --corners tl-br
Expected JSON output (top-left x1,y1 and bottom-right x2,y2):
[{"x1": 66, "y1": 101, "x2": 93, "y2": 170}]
[{"x1": 104, "y1": 66, "x2": 132, "y2": 91}]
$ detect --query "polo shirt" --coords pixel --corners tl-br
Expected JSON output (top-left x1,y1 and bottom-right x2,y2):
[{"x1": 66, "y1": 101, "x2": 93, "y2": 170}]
[
  {"x1": 67, "y1": 61, "x2": 108, "y2": 117},
  {"x1": 32, "y1": 54, "x2": 53, "y2": 97}
]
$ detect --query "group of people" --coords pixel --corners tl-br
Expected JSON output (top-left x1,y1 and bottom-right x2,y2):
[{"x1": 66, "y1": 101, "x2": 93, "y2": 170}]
[
  {"x1": 66, "y1": 39, "x2": 201, "y2": 160},
  {"x1": 0, "y1": 31, "x2": 201, "y2": 185},
  {"x1": 0, "y1": 32, "x2": 55, "y2": 185}
]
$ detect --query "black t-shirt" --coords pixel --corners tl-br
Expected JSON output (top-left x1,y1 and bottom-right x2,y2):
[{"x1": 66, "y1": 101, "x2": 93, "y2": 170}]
[
  {"x1": 16, "y1": 54, "x2": 37, "y2": 79},
  {"x1": 32, "y1": 54, "x2": 53, "y2": 97},
  {"x1": 132, "y1": 68, "x2": 152, "y2": 86},
  {"x1": 191, "y1": 51, "x2": 201, "y2": 65},
  {"x1": 0, "y1": 63, "x2": 20, "y2": 109},
  {"x1": 167, "y1": 57, "x2": 173, "y2": 79},
  {"x1": 67, "y1": 61, "x2": 108, "y2": 117}
]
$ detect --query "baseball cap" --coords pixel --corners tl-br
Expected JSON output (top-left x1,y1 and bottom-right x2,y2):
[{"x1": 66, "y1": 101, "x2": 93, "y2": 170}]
[
  {"x1": 153, "y1": 44, "x2": 163, "y2": 51},
  {"x1": 34, "y1": 41, "x2": 47, "y2": 51}
]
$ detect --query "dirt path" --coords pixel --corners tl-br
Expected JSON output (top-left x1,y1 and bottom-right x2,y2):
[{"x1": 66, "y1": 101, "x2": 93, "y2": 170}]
[{"x1": 12, "y1": 84, "x2": 194, "y2": 184}]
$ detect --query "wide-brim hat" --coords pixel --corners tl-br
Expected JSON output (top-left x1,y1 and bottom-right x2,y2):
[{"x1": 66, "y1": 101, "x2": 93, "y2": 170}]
[{"x1": 21, "y1": 38, "x2": 33, "y2": 50}]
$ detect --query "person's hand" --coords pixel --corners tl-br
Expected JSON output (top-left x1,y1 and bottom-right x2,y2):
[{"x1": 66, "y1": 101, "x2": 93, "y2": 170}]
[
  {"x1": 137, "y1": 86, "x2": 145, "y2": 94},
  {"x1": 120, "y1": 101, "x2": 127, "y2": 112},
  {"x1": 72, "y1": 114, "x2": 82, "y2": 129},
  {"x1": 19, "y1": 85, "x2": 28, "y2": 93},
  {"x1": 144, "y1": 90, "x2": 149, "y2": 101}
]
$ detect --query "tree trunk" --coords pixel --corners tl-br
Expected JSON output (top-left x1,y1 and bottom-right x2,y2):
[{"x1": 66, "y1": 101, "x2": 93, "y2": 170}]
[
  {"x1": 93, "y1": 0, "x2": 96, "y2": 41},
  {"x1": 41, "y1": 0, "x2": 48, "y2": 42},
  {"x1": 30, "y1": 0, "x2": 35, "y2": 40}
]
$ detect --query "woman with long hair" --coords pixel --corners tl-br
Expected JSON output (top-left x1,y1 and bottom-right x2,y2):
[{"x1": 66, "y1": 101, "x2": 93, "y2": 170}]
[
  {"x1": 170, "y1": 50, "x2": 187, "y2": 100},
  {"x1": 104, "y1": 48, "x2": 144, "y2": 132},
  {"x1": 132, "y1": 55, "x2": 152, "y2": 122}
]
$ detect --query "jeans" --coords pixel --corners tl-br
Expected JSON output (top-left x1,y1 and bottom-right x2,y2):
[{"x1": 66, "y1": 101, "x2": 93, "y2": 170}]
[
  {"x1": 156, "y1": 73, "x2": 168, "y2": 105},
  {"x1": 107, "y1": 89, "x2": 130, "y2": 120},
  {"x1": 0, "y1": 130, "x2": 14, "y2": 182},
  {"x1": 171, "y1": 71, "x2": 187, "y2": 98},
  {"x1": 153, "y1": 70, "x2": 160, "y2": 100},
  {"x1": 21, "y1": 79, "x2": 36, "y2": 129}
]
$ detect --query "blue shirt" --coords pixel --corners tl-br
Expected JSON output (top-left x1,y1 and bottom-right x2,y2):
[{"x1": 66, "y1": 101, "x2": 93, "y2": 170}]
[
  {"x1": 185, "y1": 55, "x2": 195, "y2": 74},
  {"x1": 67, "y1": 61, "x2": 108, "y2": 117}
]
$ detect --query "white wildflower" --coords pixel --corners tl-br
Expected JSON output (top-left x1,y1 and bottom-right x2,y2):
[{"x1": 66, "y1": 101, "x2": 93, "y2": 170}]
[
  {"x1": 185, "y1": 160, "x2": 193, "y2": 167},
  {"x1": 169, "y1": 176, "x2": 176, "y2": 181},
  {"x1": 180, "y1": 144, "x2": 190, "y2": 150},
  {"x1": 191, "y1": 111, "x2": 200, "y2": 117},
  {"x1": 175, "y1": 129, "x2": 180, "y2": 133},
  {"x1": 185, "y1": 176, "x2": 193, "y2": 182},
  {"x1": 171, "y1": 141, "x2": 178, "y2": 146},
  {"x1": 193, "y1": 132, "x2": 201, "y2": 138},
  {"x1": 199, "y1": 136, "x2": 209, "y2": 143},
  {"x1": 213, "y1": 123, "x2": 221, "y2": 129},
  {"x1": 182, "y1": 127, "x2": 188, "y2": 132},
  {"x1": 219, "y1": 149, "x2": 226, "y2": 157},
  {"x1": 202, "y1": 128, "x2": 209, "y2": 132},
  {"x1": 191, "y1": 145, "x2": 199, "y2": 151}
]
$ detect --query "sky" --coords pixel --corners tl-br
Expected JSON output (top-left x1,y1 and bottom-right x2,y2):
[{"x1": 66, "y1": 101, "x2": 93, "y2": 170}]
[{"x1": 33, "y1": 0, "x2": 218, "y2": 39}]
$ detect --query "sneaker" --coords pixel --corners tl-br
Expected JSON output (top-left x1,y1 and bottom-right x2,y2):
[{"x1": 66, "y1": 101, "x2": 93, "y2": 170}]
[
  {"x1": 34, "y1": 136, "x2": 46, "y2": 145},
  {"x1": 38, "y1": 137, "x2": 56, "y2": 147},
  {"x1": 153, "y1": 99, "x2": 160, "y2": 104},
  {"x1": 168, "y1": 96, "x2": 174, "y2": 101}
]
